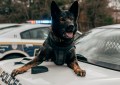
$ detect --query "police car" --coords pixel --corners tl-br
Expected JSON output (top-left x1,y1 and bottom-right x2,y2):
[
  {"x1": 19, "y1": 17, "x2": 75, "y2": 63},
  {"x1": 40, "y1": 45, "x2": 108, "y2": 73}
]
[
  {"x1": 0, "y1": 23, "x2": 50, "y2": 60},
  {"x1": 0, "y1": 23, "x2": 82, "y2": 60}
]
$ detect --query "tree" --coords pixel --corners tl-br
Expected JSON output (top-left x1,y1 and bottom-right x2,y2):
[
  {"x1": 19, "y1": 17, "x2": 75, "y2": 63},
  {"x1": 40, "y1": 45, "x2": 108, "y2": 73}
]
[
  {"x1": 0, "y1": 0, "x2": 74, "y2": 23},
  {"x1": 79, "y1": 0, "x2": 114, "y2": 29},
  {"x1": 110, "y1": 0, "x2": 120, "y2": 23}
]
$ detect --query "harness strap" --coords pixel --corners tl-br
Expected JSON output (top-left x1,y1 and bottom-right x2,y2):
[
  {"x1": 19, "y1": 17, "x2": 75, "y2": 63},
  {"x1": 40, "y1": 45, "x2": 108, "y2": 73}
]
[{"x1": 54, "y1": 49, "x2": 66, "y2": 65}]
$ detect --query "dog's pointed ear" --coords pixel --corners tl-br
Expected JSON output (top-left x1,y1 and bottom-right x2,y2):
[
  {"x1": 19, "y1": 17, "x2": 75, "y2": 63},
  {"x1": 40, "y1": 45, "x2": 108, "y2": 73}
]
[
  {"x1": 69, "y1": 1, "x2": 78, "y2": 20},
  {"x1": 51, "y1": 1, "x2": 61, "y2": 18}
]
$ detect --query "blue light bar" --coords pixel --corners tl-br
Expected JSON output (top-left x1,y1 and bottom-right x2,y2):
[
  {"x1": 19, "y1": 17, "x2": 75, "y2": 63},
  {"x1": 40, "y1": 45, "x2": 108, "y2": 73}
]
[
  {"x1": 36, "y1": 20, "x2": 52, "y2": 24},
  {"x1": 36, "y1": 20, "x2": 41, "y2": 24},
  {"x1": 27, "y1": 20, "x2": 52, "y2": 24}
]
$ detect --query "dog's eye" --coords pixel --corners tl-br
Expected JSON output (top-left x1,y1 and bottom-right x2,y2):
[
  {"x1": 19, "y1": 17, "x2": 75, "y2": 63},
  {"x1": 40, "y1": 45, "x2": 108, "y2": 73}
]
[{"x1": 60, "y1": 17, "x2": 65, "y2": 21}]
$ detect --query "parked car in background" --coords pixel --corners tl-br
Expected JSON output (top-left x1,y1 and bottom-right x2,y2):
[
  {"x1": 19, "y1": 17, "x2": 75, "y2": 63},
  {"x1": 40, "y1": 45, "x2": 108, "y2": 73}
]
[
  {"x1": 0, "y1": 24, "x2": 50, "y2": 60},
  {"x1": 0, "y1": 24, "x2": 120, "y2": 85},
  {"x1": 0, "y1": 24, "x2": 50, "y2": 39},
  {"x1": 76, "y1": 24, "x2": 120, "y2": 70},
  {"x1": 0, "y1": 24, "x2": 82, "y2": 60}
]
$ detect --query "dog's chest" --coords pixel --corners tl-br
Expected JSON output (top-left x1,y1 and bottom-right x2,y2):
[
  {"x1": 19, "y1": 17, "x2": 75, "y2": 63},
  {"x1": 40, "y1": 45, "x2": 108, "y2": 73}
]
[
  {"x1": 45, "y1": 33, "x2": 74, "y2": 65},
  {"x1": 45, "y1": 44, "x2": 72, "y2": 65},
  {"x1": 52, "y1": 48, "x2": 68, "y2": 65}
]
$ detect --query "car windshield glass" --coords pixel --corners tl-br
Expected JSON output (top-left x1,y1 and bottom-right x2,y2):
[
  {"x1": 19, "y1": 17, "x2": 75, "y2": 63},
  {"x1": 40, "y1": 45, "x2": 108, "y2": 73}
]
[{"x1": 76, "y1": 28, "x2": 120, "y2": 71}]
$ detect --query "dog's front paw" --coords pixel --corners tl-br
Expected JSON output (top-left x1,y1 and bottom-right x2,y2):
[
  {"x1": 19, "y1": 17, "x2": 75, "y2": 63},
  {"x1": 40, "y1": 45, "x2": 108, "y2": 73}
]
[
  {"x1": 75, "y1": 69, "x2": 86, "y2": 77},
  {"x1": 11, "y1": 68, "x2": 26, "y2": 77}
]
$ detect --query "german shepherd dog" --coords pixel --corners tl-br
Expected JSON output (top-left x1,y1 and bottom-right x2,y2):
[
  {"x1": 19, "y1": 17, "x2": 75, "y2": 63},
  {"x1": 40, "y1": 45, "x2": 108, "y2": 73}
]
[{"x1": 11, "y1": 1, "x2": 86, "y2": 77}]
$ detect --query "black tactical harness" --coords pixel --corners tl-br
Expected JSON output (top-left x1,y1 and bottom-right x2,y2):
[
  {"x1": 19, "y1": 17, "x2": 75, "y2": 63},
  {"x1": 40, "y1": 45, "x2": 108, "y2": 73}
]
[{"x1": 46, "y1": 32, "x2": 75, "y2": 65}]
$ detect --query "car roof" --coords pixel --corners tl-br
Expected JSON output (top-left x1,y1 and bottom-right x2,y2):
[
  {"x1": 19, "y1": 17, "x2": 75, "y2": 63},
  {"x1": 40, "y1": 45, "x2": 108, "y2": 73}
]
[
  {"x1": 0, "y1": 23, "x2": 19, "y2": 29},
  {"x1": 15, "y1": 24, "x2": 51, "y2": 31},
  {"x1": 0, "y1": 24, "x2": 51, "y2": 35},
  {"x1": 0, "y1": 23, "x2": 50, "y2": 30}
]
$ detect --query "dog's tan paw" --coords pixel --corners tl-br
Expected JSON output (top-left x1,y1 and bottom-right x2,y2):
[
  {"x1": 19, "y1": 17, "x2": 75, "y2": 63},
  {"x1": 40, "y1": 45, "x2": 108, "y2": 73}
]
[
  {"x1": 11, "y1": 69, "x2": 26, "y2": 77},
  {"x1": 75, "y1": 69, "x2": 86, "y2": 77}
]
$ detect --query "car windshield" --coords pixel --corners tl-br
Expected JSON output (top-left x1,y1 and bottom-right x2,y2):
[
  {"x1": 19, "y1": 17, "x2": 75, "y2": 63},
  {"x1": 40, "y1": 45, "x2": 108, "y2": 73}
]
[{"x1": 76, "y1": 28, "x2": 120, "y2": 71}]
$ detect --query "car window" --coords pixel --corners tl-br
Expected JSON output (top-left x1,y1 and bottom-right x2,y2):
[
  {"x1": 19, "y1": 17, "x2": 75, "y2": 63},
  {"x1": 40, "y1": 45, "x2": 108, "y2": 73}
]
[
  {"x1": 21, "y1": 31, "x2": 30, "y2": 39},
  {"x1": 20, "y1": 27, "x2": 49, "y2": 40},
  {"x1": 29, "y1": 28, "x2": 49, "y2": 40}
]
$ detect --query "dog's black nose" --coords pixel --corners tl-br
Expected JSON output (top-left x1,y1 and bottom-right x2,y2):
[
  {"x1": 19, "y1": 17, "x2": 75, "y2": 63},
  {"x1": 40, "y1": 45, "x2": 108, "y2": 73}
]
[
  {"x1": 69, "y1": 25, "x2": 74, "y2": 29},
  {"x1": 67, "y1": 25, "x2": 74, "y2": 32}
]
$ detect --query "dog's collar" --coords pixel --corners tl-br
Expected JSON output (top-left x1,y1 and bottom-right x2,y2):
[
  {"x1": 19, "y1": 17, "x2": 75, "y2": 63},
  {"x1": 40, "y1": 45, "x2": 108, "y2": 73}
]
[
  {"x1": 48, "y1": 31, "x2": 74, "y2": 50},
  {"x1": 50, "y1": 31, "x2": 64, "y2": 43}
]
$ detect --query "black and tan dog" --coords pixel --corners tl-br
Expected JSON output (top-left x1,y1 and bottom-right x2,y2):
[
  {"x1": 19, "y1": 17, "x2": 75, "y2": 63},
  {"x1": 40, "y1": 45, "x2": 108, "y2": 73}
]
[{"x1": 11, "y1": 1, "x2": 86, "y2": 77}]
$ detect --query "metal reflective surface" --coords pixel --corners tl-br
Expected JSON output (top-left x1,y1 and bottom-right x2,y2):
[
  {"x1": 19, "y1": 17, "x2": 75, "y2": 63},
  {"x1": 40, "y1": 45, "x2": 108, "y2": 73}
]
[{"x1": 76, "y1": 27, "x2": 120, "y2": 71}]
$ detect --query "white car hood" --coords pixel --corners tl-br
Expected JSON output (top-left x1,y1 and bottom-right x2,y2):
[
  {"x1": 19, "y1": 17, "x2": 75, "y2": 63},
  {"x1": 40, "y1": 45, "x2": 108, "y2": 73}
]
[{"x1": 0, "y1": 58, "x2": 120, "y2": 85}]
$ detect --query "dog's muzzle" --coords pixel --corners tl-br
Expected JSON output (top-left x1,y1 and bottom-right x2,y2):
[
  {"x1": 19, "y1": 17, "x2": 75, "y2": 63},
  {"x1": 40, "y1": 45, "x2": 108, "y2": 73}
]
[
  {"x1": 67, "y1": 25, "x2": 74, "y2": 32},
  {"x1": 64, "y1": 25, "x2": 75, "y2": 39}
]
